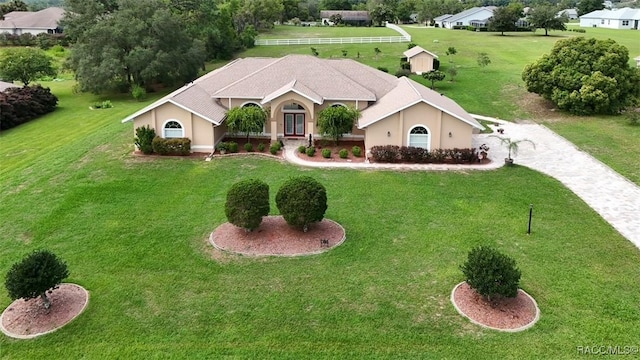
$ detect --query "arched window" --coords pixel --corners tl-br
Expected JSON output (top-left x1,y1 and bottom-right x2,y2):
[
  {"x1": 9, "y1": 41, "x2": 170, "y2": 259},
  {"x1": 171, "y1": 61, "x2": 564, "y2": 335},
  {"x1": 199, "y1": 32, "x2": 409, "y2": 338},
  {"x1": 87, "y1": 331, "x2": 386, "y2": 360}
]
[
  {"x1": 408, "y1": 125, "x2": 430, "y2": 149},
  {"x1": 331, "y1": 103, "x2": 346, "y2": 108},
  {"x1": 283, "y1": 103, "x2": 305, "y2": 111},
  {"x1": 242, "y1": 102, "x2": 261, "y2": 108},
  {"x1": 163, "y1": 120, "x2": 184, "y2": 138}
]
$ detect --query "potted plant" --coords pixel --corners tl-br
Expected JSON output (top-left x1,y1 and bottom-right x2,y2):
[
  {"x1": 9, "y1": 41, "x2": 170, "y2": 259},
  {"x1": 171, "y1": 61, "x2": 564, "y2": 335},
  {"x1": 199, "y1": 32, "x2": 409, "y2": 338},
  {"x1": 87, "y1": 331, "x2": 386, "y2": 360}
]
[
  {"x1": 489, "y1": 136, "x2": 535, "y2": 165},
  {"x1": 216, "y1": 142, "x2": 228, "y2": 155}
]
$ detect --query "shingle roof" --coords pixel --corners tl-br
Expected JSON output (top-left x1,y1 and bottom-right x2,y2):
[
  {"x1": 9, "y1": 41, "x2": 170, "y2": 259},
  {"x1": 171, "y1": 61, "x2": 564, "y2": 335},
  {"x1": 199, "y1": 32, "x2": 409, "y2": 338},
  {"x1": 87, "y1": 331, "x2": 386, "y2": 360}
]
[
  {"x1": 403, "y1": 46, "x2": 438, "y2": 59},
  {"x1": 434, "y1": 14, "x2": 453, "y2": 21},
  {"x1": 444, "y1": 6, "x2": 496, "y2": 23},
  {"x1": 0, "y1": 7, "x2": 64, "y2": 30},
  {"x1": 358, "y1": 77, "x2": 483, "y2": 130},
  {"x1": 580, "y1": 7, "x2": 640, "y2": 20}
]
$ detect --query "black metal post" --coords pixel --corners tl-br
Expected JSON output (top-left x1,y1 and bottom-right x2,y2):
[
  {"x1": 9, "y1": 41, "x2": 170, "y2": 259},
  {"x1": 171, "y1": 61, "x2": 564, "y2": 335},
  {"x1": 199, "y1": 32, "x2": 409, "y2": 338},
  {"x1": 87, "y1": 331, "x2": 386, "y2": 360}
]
[{"x1": 527, "y1": 204, "x2": 533, "y2": 234}]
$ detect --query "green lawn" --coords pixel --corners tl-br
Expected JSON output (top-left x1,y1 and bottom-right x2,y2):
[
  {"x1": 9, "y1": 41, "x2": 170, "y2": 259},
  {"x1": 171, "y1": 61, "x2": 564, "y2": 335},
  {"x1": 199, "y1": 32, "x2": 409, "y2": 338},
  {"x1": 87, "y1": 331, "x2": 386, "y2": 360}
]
[{"x1": 1, "y1": 81, "x2": 640, "y2": 358}]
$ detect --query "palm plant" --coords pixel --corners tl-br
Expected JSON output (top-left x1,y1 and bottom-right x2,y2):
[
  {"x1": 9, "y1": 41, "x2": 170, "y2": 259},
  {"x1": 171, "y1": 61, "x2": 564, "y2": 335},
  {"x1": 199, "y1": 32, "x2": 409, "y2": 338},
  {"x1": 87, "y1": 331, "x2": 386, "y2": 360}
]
[{"x1": 489, "y1": 135, "x2": 535, "y2": 164}]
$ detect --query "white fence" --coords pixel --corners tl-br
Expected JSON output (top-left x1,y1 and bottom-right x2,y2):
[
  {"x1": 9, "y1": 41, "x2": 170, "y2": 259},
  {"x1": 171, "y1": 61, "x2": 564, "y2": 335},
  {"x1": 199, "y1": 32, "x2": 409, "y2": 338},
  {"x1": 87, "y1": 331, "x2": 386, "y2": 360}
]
[{"x1": 255, "y1": 22, "x2": 411, "y2": 46}]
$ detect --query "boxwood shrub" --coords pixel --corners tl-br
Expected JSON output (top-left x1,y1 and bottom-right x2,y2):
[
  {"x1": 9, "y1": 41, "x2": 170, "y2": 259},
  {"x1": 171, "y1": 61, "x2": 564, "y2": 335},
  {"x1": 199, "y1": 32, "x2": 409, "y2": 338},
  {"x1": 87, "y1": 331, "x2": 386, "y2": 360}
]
[
  {"x1": 370, "y1": 146, "x2": 478, "y2": 164},
  {"x1": 151, "y1": 137, "x2": 191, "y2": 155},
  {"x1": 322, "y1": 148, "x2": 331, "y2": 158},
  {"x1": 275, "y1": 176, "x2": 327, "y2": 232},
  {"x1": 339, "y1": 149, "x2": 348, "y2": 159},
  {"x1": 225, "y1": 179, "x2": 270, "y2": 231},
  {"x1": 460, "y1": 246, "x2": 521, "y2": 301}
]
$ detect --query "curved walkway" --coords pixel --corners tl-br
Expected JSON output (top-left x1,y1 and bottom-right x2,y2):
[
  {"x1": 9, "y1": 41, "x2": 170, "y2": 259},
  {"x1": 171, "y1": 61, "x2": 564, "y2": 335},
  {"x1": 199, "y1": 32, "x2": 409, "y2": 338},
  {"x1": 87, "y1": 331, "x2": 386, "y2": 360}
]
[{"x1": 283, "y1": 119, "x2": 640, "y2": 250}]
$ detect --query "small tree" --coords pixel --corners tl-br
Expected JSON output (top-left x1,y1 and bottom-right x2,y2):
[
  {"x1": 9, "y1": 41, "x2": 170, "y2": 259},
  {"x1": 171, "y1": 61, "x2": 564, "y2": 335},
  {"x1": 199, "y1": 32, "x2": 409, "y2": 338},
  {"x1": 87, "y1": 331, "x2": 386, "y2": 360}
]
[
  {"x1": 135, "y1": 125, "x2": 156, "y2": 154},
  {"x1": 0, "y1": 47, "x2": 57, "y2": 86},
  {"x1": 488, "y1": 5, "x2": 521, "y2": 35},
  {"x1": 317, "y1": 106, "x2": 360, "y2": 145},
  {"x1": 5, "y1": 250, "x2": 69, "y2": 310},
  {"x1": 225, "y1": 106, "x2": 267, "y2": 141},
  {"x1": 447, "y1": 66, "x2": 458, "y2": 82},
  {"x1": 477, "y1": 52, "x2": 491, "y2": 70},
  {"x1": 460, "y1": 246, "x2": 521, "y2": 302},
  {"x1": 225, "y1": 179, "x2": 270, "y2": 231},
  {"x1": 422, "y1": 69, "x2": 446, "y2": 89},
  {"x1": 445, "y1": 46, "x2": 457, "y2": 63},
  {"x1": 310, "y1": 47, "x2": 319, "y2": 57},
  {"x1": 374, "y1": 47, "x2": 382, "y2": 60},
  {"x1": 489, "y1": 135, "x2": 536, "y2": 164},
  {"x1": 276, "y1": 176, "x2": 327, "y2": 232},
  {"x1": 528, "y1": 5, "x2": 567, "y2": 36}
]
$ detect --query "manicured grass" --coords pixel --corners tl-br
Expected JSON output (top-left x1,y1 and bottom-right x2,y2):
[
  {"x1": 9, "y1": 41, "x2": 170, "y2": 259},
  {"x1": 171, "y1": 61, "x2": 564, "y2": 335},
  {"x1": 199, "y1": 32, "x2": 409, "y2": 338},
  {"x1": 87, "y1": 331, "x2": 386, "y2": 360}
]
[{"x1": 1, "y1": 82, "x2": 639, "y2": 358}]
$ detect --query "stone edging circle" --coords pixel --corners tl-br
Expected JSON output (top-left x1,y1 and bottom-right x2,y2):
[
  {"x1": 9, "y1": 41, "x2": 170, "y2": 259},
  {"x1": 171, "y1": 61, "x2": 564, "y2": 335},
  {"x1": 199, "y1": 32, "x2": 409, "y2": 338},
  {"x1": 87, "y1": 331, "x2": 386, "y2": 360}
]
[
  {"x1": 0, "y1": 283, "x2": 90, "y2": 339},
  {"x1": 209, "y1": 217, "x2": 346, "y2": 257},
  {"x1": 450, "y1": 281, "x2": 540, "y2": 332}
]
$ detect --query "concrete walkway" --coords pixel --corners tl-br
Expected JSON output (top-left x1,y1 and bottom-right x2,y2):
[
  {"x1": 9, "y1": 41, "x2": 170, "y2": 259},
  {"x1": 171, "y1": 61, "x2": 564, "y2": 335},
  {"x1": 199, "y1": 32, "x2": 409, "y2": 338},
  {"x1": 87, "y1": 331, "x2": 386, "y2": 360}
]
[{"x1": 283, "y1": 119, "x2": 640, "y2": 250}]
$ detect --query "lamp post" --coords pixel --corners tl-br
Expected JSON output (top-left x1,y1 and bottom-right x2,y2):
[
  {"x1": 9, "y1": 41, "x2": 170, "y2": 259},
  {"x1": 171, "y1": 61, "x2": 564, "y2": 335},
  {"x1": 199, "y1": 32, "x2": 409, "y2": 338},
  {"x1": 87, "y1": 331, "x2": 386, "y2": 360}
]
[{"x1": 527, "y1": 204, "x2": 533, "y2": 235}]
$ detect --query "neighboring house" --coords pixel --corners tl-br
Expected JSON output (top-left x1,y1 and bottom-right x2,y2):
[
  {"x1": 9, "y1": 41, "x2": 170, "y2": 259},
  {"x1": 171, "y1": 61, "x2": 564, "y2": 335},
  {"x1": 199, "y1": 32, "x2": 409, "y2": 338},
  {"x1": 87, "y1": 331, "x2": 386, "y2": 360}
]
[
  {"x1": 320, "y1": 11, "x2": 370, "y2": 26},
  {"x1": 434, "y1": 14, "x2": 453, "y2": 28},
  {"x1": 0, "y1": 7, "x2": 64, "y2": 35},
  {"x1": 635, "y1": 56, "x2": 640, "y2": 67},
  {"x1": 557, "y1": 9, "x2": 578, "y2": 20},
  {"x1": 440, "y1": 7, "x2": 496, "y2": 29},
  {"x1": 122, "y1": 55, "x2": 483, "y2": 154},
  {"x1": 579, "y1": 7, "x2": 640, "y2": 29},
  {"x1": 0, "y1": 81, "x2": 18, "y2": 92},
  {"x1": 403, "y1": 46, "x2": 438, "y2": 74}
]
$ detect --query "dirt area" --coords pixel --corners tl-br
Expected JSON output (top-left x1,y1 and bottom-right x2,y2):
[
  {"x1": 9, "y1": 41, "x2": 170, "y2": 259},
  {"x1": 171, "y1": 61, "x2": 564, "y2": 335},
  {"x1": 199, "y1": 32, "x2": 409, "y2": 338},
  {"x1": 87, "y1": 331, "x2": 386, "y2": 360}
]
[
  {"x1": 452, "y1": 282, "x2": 538, "y2": 331},
  {"x1": 1, "y1": 283, "x2": 89, "y2": 339},
  {"x1": 210, "y1": 215, "x2": 346, "y2": 256}
]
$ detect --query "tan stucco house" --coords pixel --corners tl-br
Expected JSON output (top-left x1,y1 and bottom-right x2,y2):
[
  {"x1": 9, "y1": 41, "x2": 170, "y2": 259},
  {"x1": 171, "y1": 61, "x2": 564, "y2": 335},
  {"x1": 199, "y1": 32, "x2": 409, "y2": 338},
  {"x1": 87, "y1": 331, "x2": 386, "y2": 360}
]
[
  {"x1": 122, "y1": 55, "x2": 482, "y2": 153},
  {"x1": 403, "y1": 46, "x2": 439, "y2": 75}
]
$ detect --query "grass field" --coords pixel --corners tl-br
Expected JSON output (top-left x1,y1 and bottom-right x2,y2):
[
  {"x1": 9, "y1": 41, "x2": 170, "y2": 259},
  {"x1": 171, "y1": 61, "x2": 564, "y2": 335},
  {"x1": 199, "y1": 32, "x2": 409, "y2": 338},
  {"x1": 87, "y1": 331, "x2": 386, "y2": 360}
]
[{"x1": 1, "y1": 76, "x2": 640, "y2": 358}]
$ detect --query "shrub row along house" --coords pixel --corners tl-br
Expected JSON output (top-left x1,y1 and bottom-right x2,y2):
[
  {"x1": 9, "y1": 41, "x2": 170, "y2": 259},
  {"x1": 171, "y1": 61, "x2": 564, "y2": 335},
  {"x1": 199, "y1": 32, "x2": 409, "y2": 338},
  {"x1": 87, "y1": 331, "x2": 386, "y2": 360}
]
[{"x1": 122, "y1": 55, "x2": 482, "y2": 154}]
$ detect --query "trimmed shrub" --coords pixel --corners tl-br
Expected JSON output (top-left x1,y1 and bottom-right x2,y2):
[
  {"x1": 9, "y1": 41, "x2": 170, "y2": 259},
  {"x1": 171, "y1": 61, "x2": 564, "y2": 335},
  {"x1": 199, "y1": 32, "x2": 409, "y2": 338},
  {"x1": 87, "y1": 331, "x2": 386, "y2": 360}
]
[
  {"x1": 370, "y1": 145, "x2": 400, "y2": 163},
  {"x1": 322, "y1": 148, "x2": 331, "y2": 158},
  {"x1": 269, "y1": 144, "x2": 279, "y2": 155},
  {"x1": 276, "y1": 176, "x2": 327, "y2": 231},
  {"x1": 339, "y1": 149, "x2": 348, "y2": 159},
  {"x1": 298, "y1": 145, "x2": 307, "y2": 154},
  {"x1": 460, "y1": 246, "x2": 521, "y2": 301},
  {"x1": 306, "y1": 146, "x2": 316, "y2": 156},
  {"x1": 244, "y1": 142, "x2": 254, "y2": 152},
  {"x1": 257, "y1": 143, "x2": 266, "y2": 152},
  {"x1": 228, "y1": 141, "x2": 239, "y2": 153},
  {"x1": 0, "y1": 85, "x2": 58, "y2": 131},
  {"x1": 5, "y1": 250, "x2": 69, "y2": 309},
  {"x1": 377, "y1": 66, "x2": 389, "y2": 73},
  {"x1": 273, "y1": 141, "x2": 282, "y2": 151},
  {"x1": 352, "y1": 146, "x2": 362, "y2": 157},
  {"x1": 134, "y1": 125, "x2": 156, "y2": 154},
  {"x1": 151, "y1": 137, "x2": 191, "y2": 155},
  {"x1": 395, "y1": 68, "x2": 411, "y2": 77},
  {"x1": 225, "y1": 179, "x2": 270, "y2": 231}
]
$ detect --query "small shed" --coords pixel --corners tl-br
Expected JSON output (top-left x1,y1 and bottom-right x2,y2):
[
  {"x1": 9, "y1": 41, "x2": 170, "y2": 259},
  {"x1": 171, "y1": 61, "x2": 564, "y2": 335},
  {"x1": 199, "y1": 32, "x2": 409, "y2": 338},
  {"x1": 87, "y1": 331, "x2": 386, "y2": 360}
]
[{"x1": 403, "y1": 46, "x2": 439, "y2": 75}]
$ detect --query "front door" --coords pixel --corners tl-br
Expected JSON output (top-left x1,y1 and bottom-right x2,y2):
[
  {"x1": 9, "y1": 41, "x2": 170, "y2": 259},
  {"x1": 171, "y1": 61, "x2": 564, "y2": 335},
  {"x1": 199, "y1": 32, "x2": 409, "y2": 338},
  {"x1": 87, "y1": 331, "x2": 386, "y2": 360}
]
[{"x1": 284, "y1": 113, "x2": 305, "y2": 136}]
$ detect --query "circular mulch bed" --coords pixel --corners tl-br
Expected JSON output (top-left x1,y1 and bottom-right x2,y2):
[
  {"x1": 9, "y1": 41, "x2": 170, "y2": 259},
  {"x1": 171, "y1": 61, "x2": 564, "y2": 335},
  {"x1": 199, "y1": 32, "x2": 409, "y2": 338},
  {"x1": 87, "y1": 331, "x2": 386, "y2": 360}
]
[
  {"x1": 210, "y1": 215, "x2": 346, "y2": 256},
  {"x1": 1, "y1": 283, "x2": 89, "y2": 339},
  {"x1": 451, "y1": 282, "x2": 540, "y2": 332}
]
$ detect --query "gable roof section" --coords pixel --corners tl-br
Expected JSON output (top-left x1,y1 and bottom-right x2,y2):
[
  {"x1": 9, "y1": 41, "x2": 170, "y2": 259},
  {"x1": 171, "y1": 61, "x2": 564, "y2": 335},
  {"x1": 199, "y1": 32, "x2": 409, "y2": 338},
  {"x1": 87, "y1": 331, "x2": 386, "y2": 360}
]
[
  {"x1": 580, "y1": 7, "x2": 640, "y2": 20},
  {"x1": 0, "y1": 7, "x2": 64, "y2": 30},
  {"x1": 403, "y1": 46, "x2": 438, "y2": 59},
  {"x1": 434, "y1": 14, "x2": 453, "y2": 21},
  {"x1": 261, "y1": 79, "x2": 323, "y2": 105},
  {"x1": 358, "y1": 77, "x2": 482, "y2": 130},
  {"x1": 445, "y1": 7, "x2": 496, "y2": 23}
]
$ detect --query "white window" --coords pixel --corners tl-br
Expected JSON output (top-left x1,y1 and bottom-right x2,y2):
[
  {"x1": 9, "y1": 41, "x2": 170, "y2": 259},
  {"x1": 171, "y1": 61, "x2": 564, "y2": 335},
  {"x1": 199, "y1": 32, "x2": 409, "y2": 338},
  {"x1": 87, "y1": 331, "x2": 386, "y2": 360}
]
[
  {"x1": 456, "y1": 22, "x2": 463, "y2": 26},
  {"x1": 622, "y1": 20, "x2": 629, "y2": 26},
  {"x1": 601, "y1": 19, "x2": 605, "y2": 24},
  {"x1": 408, "y1": 125, "x2": 430, "y2": 149},
  {"x1": 163, "y1": 120, "x2": 184, "y2": 138}
]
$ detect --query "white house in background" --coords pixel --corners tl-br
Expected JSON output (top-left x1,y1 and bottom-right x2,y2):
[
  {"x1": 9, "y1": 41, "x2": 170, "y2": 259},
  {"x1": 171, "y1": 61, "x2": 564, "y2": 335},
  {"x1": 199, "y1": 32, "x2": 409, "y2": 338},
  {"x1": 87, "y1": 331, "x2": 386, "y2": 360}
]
[
  {"x1": 579, "y1": 7, "x2": 640, "y2": 29},
  {"x1": 557, "y1": 9, "x2": 579, "y2": 20},
  {"x1": 434, "y1": 14, "x2": 453, "y2": 27},
  {"x1": 0, "y1": 7, "x2": 65, "y2": 35},
  {"x1": 440, "y1": 7, "x2": 496, "y2": 29}
]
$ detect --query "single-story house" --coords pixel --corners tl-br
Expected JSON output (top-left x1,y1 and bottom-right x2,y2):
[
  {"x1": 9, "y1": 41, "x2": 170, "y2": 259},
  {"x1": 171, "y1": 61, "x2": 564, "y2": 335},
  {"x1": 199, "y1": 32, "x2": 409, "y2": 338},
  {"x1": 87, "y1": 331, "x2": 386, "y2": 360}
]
[
  {"x1": 0, "y1": 7, "x2": 65, "y2": 35},
  {"x1": 122, "y1": 55, "x2": 483, "y2": 154},
  {"x1": 434, "y1": 14, "x2": 452, "y2": 27},
  {"x1": 320, "y1": 11, "x2": 370, "y2": 26},
  {"x1": 403, "y1": 46, "x2": 438, "y2": 74},
  {"x1": 579, "y1": 7, "x2": 640, "y2": 29},
  {"x1": 0, "y1": 81, "x2": 18, "y2": 92},
  {"x1": 557, "y1": 9, "x2": 578, "y2": 20},
  {"x1": 440, "y1": 7, "x2": 496, "y2": 29}
]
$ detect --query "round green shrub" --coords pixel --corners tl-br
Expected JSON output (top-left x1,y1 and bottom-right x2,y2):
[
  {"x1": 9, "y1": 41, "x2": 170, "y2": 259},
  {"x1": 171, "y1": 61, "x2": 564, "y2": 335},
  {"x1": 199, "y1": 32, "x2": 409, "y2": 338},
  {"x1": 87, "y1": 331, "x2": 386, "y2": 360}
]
[
  {"x1": 5, "y1": 250, "x2": 69, "y2": 309},
  {"x1": 460, "y1": 246, "x2": 521, "y2": 301},
  {"x1": 322, "y1": 148, "x2": 331, "y2": 158},
  {"x1": 339, "y1": 149, "x2": 348, "y2": 159},
  {"x1": 257, "y1": 143, "x2": 266, "y2": 152},
  {"x1": 244, "y1": 142, "x2": 254, "y2": 152},
  {"x1": 269, "y1": 144, "x2": 279, "y2": 155},
  {"x1": 225, "y1": 179, "x2": 270, "y2": 231},
  {"x1": 273, "y1": 141, "x2": 282, "y2": 151},
  {"x1": 275, "y1": 176, "x2": 327, "y2": 231},
  {"x1": 228, "y1": 142, "x2": 239, "y2": 153},
  {"x1": 298, "y1": 145, "x2": 306, "y2": 154},
  {"x1": 352, "y1": 146, "x2": 362, "y2": 157},
  {"x1": 306, "y1": 146, "x2": 316, "y2": 157}
]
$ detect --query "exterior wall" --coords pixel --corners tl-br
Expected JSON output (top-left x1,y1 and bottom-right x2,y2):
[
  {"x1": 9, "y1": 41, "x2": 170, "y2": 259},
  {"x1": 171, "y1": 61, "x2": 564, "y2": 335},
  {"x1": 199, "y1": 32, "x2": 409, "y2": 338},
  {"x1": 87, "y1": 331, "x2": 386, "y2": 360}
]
[
  {"x1": 581, "y1": 17, "x2": 638, "y2": 29},
  {"x1": 443, "y1": 9, "x2": 494, "y2": 28},
  {"x1": 409, "y1": 52, "x2": 435, "y2": 74},
  {"x1": 191, "y1": 114, "x2": 215, "y2": 152},
  {"x1": 268, "y1": 92, "x2": 316, "y2": 137},
  {"x1": 363, "y1": 102, "x2": 474, "y2": 152}
]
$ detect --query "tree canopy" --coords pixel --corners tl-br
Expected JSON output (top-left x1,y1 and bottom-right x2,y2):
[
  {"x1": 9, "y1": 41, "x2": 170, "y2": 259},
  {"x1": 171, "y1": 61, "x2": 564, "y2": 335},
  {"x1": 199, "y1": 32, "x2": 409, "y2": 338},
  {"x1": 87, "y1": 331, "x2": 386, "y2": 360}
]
[
  {"x1": 422, "y1": 69, "x2": 446, "y2": 89},
  {"x1": 576, "y1": 0, "x2": 604, "y2": 16},
  {"x1": 488, "y1": 4, "x2": 522, "y2": 35},
  {"x1": 0, "y1": 47, "x2": 56, "y2": 86},
  {"x1": 225, "y1": 105, "x2": 268, "y2": 140},
  {"x1": 63, "y1": 0, "x2": 206, "y2": 93},
  {"x1": 317, "y1": 105, "x2": 360, "y2": 144},
  {"x1": 527, "y1": 5, "x2": 567, "y2": 36},
  {"x1": 522, "y1": 37, "x2": 640, "y2": 115}
]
